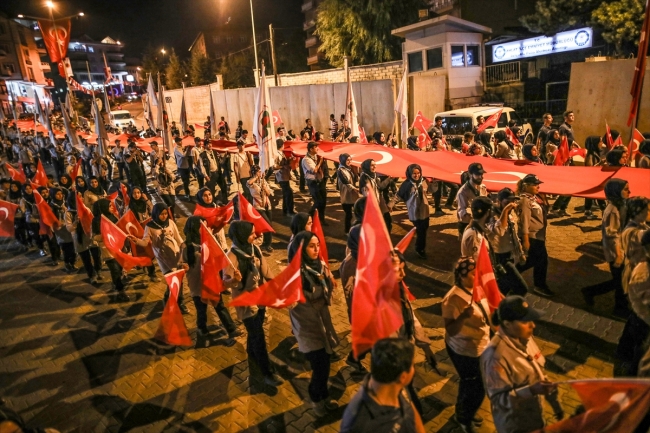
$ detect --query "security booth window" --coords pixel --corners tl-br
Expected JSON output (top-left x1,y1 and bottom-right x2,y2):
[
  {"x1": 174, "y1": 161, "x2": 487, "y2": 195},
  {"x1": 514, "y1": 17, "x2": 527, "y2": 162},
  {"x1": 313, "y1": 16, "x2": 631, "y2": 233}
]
[{"x1": 408, "y1": 51, "x2": 424, "y2": 73}]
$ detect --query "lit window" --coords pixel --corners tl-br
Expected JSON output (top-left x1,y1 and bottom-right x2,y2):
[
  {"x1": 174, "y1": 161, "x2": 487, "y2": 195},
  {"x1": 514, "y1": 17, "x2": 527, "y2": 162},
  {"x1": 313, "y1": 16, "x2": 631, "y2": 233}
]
[
  {"x1": 466, "y1": 45, "x2": 480, "y2": 66},
  {"x1": 451, "y1": 45, "x2": 465, "y2": 67}
]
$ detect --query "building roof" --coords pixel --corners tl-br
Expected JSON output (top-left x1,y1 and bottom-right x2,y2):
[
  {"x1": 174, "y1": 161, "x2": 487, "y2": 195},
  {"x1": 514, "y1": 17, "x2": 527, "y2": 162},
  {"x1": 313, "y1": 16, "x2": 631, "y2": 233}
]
[{"x1": 392, "y1": 15, "x2": 492, "y2": 38}]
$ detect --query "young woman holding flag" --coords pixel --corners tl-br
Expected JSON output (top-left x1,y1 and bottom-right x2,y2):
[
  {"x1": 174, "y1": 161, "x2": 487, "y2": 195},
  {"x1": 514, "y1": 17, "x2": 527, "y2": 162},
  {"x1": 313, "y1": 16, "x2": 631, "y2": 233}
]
[
  {"x1": 92, "y1": 198, "x2": 129, "y2": 302},
  {"x1": 65, "y1": 193, "x2": 102, "y2": 284}
]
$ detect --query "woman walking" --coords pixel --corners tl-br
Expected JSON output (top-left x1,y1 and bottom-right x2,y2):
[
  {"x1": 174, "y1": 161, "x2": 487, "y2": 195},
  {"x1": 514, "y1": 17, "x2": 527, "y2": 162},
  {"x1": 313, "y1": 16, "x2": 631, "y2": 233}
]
[
  {"x1": 247, "y1": 165, "x2": 274, "y2": 253},
  {"x1": 336, "y1": 153, "x2": 359, "y2": 234},
  {"x1": 92, "y1": 198, "x2": 129, "y2": 302},
  {"x1": 288, "y1": 231, "x2": 340, "y2": 416},
  {"x1": 359, "y1": 159, "x2": 393, "y2": 231},
  {"x1": 584, "y1": 136, "x2": 606, "y2": 220},
  {"x1": 83, "y1": 176, "x2": 106, "y2": 210},
  {"x1": 49, "y1": 187, "x2": 77, "y2": 273},
  {"x1": 65, "y1": 193, "x2": 103, "y2": 284}
]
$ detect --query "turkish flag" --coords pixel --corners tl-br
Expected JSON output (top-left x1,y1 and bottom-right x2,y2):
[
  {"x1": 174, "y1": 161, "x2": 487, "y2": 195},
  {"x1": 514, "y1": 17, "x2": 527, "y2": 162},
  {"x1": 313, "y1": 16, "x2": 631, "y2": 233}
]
[
  {"x1": 5, "y1": 163, "x2": 26, "y2": 184},
  {"x1": 351, "y1": 188, "x2": 402, "y2": 358},
  {"x1": 34, "y1": 191, "x2": 59, "y2": 231},
  {"x1": 107, "y1": 191, "x2": 119, "y2": 214},
  {"x1": 568, "y1": 148, "x2": 587, "y2": 159},
  {"x1": 553, "y1": 136, "x2": 570, "y2": 166},
  {"x1": 358, "y1": 126, "x2": 368, "y2": 144},
  {"x1": 402, "y1": 281, "x2": 416, "y2": 301},
  {"x1": 120, "y1": 183, "x2": 130, "y2": 208},
  {"x1": 476, "y1": 109, "x2": 503, "y2": 134},
  {"x1": 100, "y1": 215, "x2": 151, "y2": 272},
  {"x1": 505, "y1": 126, "x2": 520, "y2": 145},
  {"x1": 154, "y1": 269, "x2": 192, "y2": 346},
  {"x1": 417, "y1": 131, "x2": 431, "y2": 149},
  {"x1": 472, "y1": 239, "x2": 503, "y2": 312},
  {"x1": 75, "y1": 193, "x2": 93, "y2": 235},
  {"x1": 629, "y1": 128, "x2": 644, "y2": 164},
  {"x1": 117, "y1": 210, "x2": 154, "y2": 261},
  {"x1": 411, "y1": 110, "x2": 433, "y2": 133},
  {"x1": 200, "y1": 223, "x2": 230, "y2": 304},
  {"x1": 395, "y1": 227, "x2": 416, "y2": 254},
  {"x1": 537, "y1": 379, "x2": 650, "y2": 433},
  {"x1": 32, "y1": 160, "x2": 48, "y2": 188},
  {"x1": 272, "y1": 110, "x2": 283, "y2": 126},
  {"x1": 614, "y1": 136, "x2": 623, "y2": 146},
  {"x1": 229, "y1": 245, "x2": 304, "y2": 308},
  {"x1": 237, "y1": 192, "x2": 274, "y2": 234},
  {"x1": 311, "y1": 209, "x2": 328, "y2": 264},
  {"x1": 72, "y1": 157, "x2": 82, "y2": 179},
  {"x1": 194, "y1": 201, "x2": 234, "y2": 232},
  {"x1": 37, "y1": 18, "x2": 71, "y2": 63},
  {"x1": 605, "y1": 121, "x2": 614, "y2": 149},
  {"x1": 0, "y1": 200, "x2": 18, "y2": 238}
]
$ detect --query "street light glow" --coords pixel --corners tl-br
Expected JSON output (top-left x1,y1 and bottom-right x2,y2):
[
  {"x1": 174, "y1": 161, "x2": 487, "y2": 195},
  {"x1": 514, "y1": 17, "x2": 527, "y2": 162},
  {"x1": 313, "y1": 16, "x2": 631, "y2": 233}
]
[
  {"x1": 46, "y1": 1, "x2": 54, "y2": 9},
  {"x1": 78, "y1": 12, "x2": 84, "y2": 16},
  {"x1": 17, "y1": 14, "x2": 24, "y2": 18},
  {"x1": 116, "y1": 41, "x2": 121, "y2": 45},
  {"x1": 161, "y1": 48, "x2": 166, "y2": 54}
]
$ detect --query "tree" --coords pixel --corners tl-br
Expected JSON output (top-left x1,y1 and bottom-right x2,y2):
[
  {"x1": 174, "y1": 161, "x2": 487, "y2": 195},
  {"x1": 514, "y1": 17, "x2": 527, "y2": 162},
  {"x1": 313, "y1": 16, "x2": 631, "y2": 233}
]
[
  {"x1": 218, "y1": 52, "x2": 255, "y2": 89},
  {"x1": 315, "y1": 0, "x2": 427, "y2": 67},
  {"x1": 190, "y1": 50, "x2": 216, "y2": 86},
  {"x1": 165, "y1": 49, "x2": 186, "y2": 90},
  {"x1": 591, "y1": 0, "x2": 645, "y2": 54},
  {"x1": 520, "y1": 0, "x2": 601, "y2": 34},
  {"x1": 141, "y1": 44, "x2": 164, "y2": 85}
]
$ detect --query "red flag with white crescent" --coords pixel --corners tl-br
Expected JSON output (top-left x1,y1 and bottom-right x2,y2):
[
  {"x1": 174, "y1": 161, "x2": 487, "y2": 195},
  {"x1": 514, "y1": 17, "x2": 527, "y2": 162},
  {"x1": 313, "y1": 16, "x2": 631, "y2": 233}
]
[
  {"x1": 476, "y1": 109, "x2": 503, "y2": 134},
  {"x1": 553, "y1": 135, "x2": 571, "y2": 166},
  {"x1": 72, "y1": 157, "x2": 83, "y2": 179},
  {"x1": 411, "y1": 110, "x2": 433, "y2": 132},
  {"x1": 505, "y1": 126, "x2": 520, "y2": 145},
  {"x1": 32, "y1": 160, "x2": 49, "y2": 188},
  {"x1": 119, "y1": 183, "x2": 130, "y2": 208},
  {"x1": 37, "y1": 18, "x2": 71, "y2": 63},
  {"x1": 358, "y1": 126, "x2": 368, "y2": 144},
  {"x1": 100, "y1": 215, "x2": 151, "y2": 271},
  {"x1": 229, "y1": 245, "x2": 304, "y2": 308},
  {"x1": 194, "y1": 201, "x2": 234, "y2": 232},
  {"x1": 272, "y1": 110, "x2": 283, "y2": 126},
  {"x1": 311, "y1": 209, "x2": 328, "y2": 264},
  {"x1": 5, "y1": 163, "x2": 26, "y2": 184},
  {"x1": 395, "y1": 227, "x2": 416, "y2": 253},
  {"x1": 417, "y1": 131, "x2": 431, "y2": 149},
  {"x1": 0, "y1": 199, "x2": 18, "y2": 238},
  {"x1": 237, "y1": 192, "x2": 274, "y2": 234},
  {"x1": 34, "y1": 190, "x2": 59, "y2": 231},
  {"x1": 200, "y1": 223, "x2": 230, "y2": 304},
  {"x1": 629, "y1": 128, "x2": 644, "y2": 163},
  {"x1": 155, "y1": 269, "x2": 192, "y2": 346},
  {"x1": 117, "y1": 210, "x2": 154, "y2": 261},
  {"x1": 605, "y1": 121, "x2": 614, "y2": 149},
  {"x1": 472, "y1": 239, "x2": 503, "y2": 312},
  {"x1": 75, "y1": 193, "x2": 94, "y2": 235}
]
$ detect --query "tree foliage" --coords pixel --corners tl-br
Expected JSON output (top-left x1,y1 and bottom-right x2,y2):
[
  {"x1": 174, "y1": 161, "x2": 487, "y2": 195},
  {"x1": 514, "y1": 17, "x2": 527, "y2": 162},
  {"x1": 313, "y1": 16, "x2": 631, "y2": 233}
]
[
  {"x1": 190, "y1": 50, "x2": 217, "y2": 87},
  {"x1": 520, "y1": 0, "x2": 601, "y2": 34},
  {"x1": 315, "y1": 0, "x2": 427, "y2": 67},
  {"x1": 591, "y1": 0, "x2": 645, "y2": 54},
  {"x1": 219, "y1": 52, "x2": 256, "y2": 89},
  {"x1": 140, "y1": 44, "x2": 164, "y2": 86},
  {"x1": 165, "y1": 49, "x2": 186, "y2": 90}
]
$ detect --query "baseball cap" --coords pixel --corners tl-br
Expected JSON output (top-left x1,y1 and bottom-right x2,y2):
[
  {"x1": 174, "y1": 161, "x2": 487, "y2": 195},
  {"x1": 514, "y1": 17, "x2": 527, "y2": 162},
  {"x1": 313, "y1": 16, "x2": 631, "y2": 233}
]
[
  {"x1": 497, "y1": 187, "x2": 520, "y2": 202},
  {"x1": 468, "y1": 162, "x2": 486, "y2": 175},
  {"x1": 522, "y1": 174, "x2": 543, "y2": 185},
  {"x1": 471, "y1": 196, "x2": 493, "y2": 219},
  {"x1": 496, "y1": 295, "x2": 543, "y2": 323},
  {"x1": 174, "y1": 137, "x2": 182, "y2": 143}
]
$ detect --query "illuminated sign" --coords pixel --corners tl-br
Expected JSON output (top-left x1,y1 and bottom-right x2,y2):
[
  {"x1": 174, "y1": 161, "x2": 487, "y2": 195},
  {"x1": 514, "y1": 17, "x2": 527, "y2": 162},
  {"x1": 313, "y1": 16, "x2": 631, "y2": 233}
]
[{"x1": 492, "y1": 27, "x2": 593, "y2": 63}]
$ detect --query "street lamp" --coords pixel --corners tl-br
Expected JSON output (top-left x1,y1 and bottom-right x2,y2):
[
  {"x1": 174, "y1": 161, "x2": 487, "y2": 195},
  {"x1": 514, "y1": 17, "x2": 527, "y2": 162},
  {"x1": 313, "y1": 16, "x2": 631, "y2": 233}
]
[
  {"x1": 161, "y1": 48, "x2": 166, "y2": 55},
  {"x1": 248, "y1": 0, "x2": 259, "y2": 86}
]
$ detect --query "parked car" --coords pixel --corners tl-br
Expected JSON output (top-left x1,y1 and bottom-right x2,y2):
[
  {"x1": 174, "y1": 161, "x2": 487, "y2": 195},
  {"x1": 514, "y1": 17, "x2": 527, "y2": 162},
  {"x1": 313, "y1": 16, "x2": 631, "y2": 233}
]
[
  {"x1": 109, "y1": 110, "x2": 134, "y2": 129},
  {"x1": 434, "y1": 104, "x2": 534, "y2": 145}
]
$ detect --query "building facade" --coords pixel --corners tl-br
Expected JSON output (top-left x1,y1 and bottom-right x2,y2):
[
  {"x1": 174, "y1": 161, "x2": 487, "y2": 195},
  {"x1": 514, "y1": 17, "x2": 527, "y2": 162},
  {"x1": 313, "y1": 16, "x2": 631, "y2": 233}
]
[
  {"x1": 65, "y1": 35, "x2": 128, "y2": 92},
  {"x1": 301, "y1": 0, "x2": 325, "y2": 70}
]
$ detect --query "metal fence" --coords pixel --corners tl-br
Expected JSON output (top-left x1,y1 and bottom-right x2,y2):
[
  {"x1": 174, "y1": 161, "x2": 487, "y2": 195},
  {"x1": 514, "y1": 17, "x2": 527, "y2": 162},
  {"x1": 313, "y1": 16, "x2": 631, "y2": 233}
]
[
  {"x1": 520, "y1": 99, "x2": 567, "y2": 119},
  {"x1": 485, "y1": 61, "x2": 521, "y2": 86}
]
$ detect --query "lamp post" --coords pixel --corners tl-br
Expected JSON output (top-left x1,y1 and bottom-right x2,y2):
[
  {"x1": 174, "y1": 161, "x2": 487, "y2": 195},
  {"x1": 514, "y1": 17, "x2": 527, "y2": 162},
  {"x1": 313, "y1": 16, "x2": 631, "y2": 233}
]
[{"x1": 249, "y1": 0, "x2": 259, "y2": 86}]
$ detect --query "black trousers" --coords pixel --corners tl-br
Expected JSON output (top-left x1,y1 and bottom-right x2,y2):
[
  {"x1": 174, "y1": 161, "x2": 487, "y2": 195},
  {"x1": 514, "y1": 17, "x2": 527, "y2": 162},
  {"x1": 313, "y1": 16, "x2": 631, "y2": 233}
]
[
  {"x1": 446, "y1": 344, "x2": 485, "y2": 425},
  {"x1": 240, "y1": 177, "x2": 253, "y2": 204},
  {"x1": 445, "y1": 183, "x2": 458, "y2": 206},
  {"x1": 243, "y1": 308, "x2": 272, "y2": 376},
  {"x1": 177, "y1": 168, "x2": 191, "y2": 197},
  {"x1": 194, "y1": 169, "x2": 205, "y2": 189},
  {"x1": 60, "y1": 242, "x2": 76, "y2": 266},
  {"x1": 116, "y1": 162, "x2": 127, "y2": 181},
  {"x1": 160, "y1": 194, "x2": 176, "y2": 215},
  {"x1": 617, "y1": 312, "x2": 650, "y2": 376},
  {"x1": 14, "y1": 217, "x2": 28, "y2": 246},
  {"x1": 583, "y1": 262, "x2": 627, "y2": 310},
  {"x1": 412, "y1": 218, "x2": 429, "y2": 254},
  {"x1": 191, "y1": 295, "x2": 236, "y2": 334},
  {"x1": 79, "y1": 247, "x2": 102, "y2": 278},
  {"x1": 585, "y1": 198, "x2": 606, "y2": 212},
  {"x1": 383, "y1": 212, "x2": 392, "y2": 233},
  {"x1": 553, "y1": 195, "x2": 571, "y2": 211},
  {"x1": 26, "y1": 222, "x2": 44, "y2": 249},
  {"x1": 299, "y1": 159, "x2": 306, "y2": 191},
  {"x1": 342, "y1": 203, "x2": 354, "y2": 234},
  {"x1": 53, "y1": 158, "x2": 65, "y2": 180},
  {"x1": 494, "y1": 252, "x2": 528, "y2": 296},
  {"x1": 279, "y1": 180, "x2": 294, "y2": 215},
  {"x1": 308, "y1": 179, "x2": 326, "y2": 223},
  {"x1": 304, "y1": 348, "x2": 331, "y2": 403},
  {"x1": 258, "y1": 208, "x2": 273, "y2": 248},
  {"x1": 433, "y1": 181, "x2": 443, "y2": 210},
  {"x1": 105, "y1": 258, "x2": 124, "y2": 291},
  {"x1": 48, "y1": 237, "x2": 60, "y2": 261},
  {"x1": 517, "y1": 238, "x2": 548, "y2": 289}
]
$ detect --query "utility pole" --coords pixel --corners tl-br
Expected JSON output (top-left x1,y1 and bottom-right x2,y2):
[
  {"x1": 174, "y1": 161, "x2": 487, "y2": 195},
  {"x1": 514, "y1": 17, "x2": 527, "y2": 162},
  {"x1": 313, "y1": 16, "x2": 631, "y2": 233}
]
[{"x1": 269, "y1": 24, "x2": 279, "y2": 86}]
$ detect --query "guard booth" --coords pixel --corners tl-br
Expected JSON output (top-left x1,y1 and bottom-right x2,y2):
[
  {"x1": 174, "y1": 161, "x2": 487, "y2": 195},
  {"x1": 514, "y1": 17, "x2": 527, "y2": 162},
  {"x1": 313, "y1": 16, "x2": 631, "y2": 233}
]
[{"x1": 392, "y1": 15, "x2": 492, "y2": 115}]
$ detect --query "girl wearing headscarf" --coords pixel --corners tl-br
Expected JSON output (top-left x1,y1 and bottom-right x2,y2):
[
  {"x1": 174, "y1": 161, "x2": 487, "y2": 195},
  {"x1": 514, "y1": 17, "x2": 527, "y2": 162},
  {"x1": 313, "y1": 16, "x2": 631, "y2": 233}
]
[
  {"x1": 478, "y1": 132, "x2": 493, "y2": 155},
  {"x1": 638, "y1": 139, "x2": 650, "y2": 168},
  {"x1": 275, "y1": 152, "x2": 295, "y2": 217},
  {"x1": 224, "y1": 221, "x2": 282, "y2": 387},
  {"x1": 74, "y1": 176, "x2": 87, "y2": 195},
  {"x1": 605, "y1": 148, "x2": 629, "y2": 167},
  {"x1": 372, "y1": 131, "x2": 386, "y2": 146},
  {"x1": 65, "y1": 192, "x2": 102, "y2": 284},
  {"x1": 358, "y1": 158, "x2": 394, "y2": 231},
  {"x1": 543, "y1": 129, "x2": 560, "y2": 164},
  {"x1": 584, "y1": 136, "x2": 606, "y2": 220},
  {"x1": 288, "y1": 212, "x2": 312, "y2": 253},
  {"x1": 126, "y1": 186, "x2": 153, "y2": 223},
  {"x1": 493, "y1": 130, "x2": 516, "y2": 159},
  {"x1": 183, "y1": 216, "x2": 241, "y2": 342},
  {"x1": 581, "y1": 178, "x2": 630, "y2": 316},
  {"x1": 247, "y1": 164, "x2": 274, "y2": 253},
  {"x1": 83, "y1": 176, "x2": 106, "y2": 210},
  {"x1": 621, "y1": 197, "x2": 649, "y2": 294},
  {"x1": 521, "y1": 144, "x2": 541, "y2": 163},
  {"x1": 389, "y1": 164, "x2": 437, "y2": 259},
  {"x1": 8, "y1": 181, "x2": 28, "y2": 249},
  {"x1": 288, "y1": 231, "x2": 340, "y2": 417},
  {"x1": 20, "y1": 184, "x2": 47, "y2": 257},
  {"x1": 49, "y1": 187, "x2": 76, "y2": 272},
  {"x1": 92, "y1": 198, "x2": 129, "y2": 302},
  {"x1": 58, "y1": 174, "x2": 72, "y2": 198},
  {"x1": 442, "y1": 256, "x2": 492, "y2": 432},
  {"x1": 336, "y1": 153, "x2": 359, "y2": 234}
]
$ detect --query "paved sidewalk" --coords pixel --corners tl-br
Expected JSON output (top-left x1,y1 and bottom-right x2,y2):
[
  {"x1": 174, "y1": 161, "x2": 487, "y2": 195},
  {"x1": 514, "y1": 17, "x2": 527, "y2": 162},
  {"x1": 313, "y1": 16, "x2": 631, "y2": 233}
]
[{"x1": 0, "y1": 168, "x2": 624, "y2": 432}]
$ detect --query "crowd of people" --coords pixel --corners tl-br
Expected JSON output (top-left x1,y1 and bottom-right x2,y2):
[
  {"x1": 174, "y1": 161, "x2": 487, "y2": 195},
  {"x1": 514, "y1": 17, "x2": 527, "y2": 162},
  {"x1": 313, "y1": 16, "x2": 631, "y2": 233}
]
[{"x1": 1, "y1": 103, "x2": 650, "y2": 433}]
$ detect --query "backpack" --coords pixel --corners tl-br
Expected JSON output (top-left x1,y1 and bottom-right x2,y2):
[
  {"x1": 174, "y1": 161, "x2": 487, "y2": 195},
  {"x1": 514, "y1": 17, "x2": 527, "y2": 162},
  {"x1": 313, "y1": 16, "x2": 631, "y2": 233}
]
[
  {"x1": 199, "y1": 151, "x2": 212, "y2": 174},
  {"x1": 460, "y1": 171, "x2": 470, "y2": 185}
]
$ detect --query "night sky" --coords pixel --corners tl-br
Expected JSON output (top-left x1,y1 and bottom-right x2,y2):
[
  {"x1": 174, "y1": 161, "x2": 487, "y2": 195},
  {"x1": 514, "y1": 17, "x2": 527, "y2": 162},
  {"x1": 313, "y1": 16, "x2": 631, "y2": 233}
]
[{"x1": 1, "y1": 0, "x2": 304, "y2": 59}]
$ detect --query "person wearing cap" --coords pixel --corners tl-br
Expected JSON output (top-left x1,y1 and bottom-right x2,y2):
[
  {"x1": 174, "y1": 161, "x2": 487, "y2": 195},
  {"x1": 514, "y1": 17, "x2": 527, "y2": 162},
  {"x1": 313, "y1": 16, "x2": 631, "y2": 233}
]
[
  {"x1": 460, "y1": 196, "x2": 493, "y2": 260},
  {"x1": 486, "y1": 188, "x2": 528, "y2": 296},
  {"x1": 302, "y1": 141, "x2": 328, "y2": 225},
  {"x1": 456, "y1": 162, "x2": 488, "y2": 239},
  {"x1": 202, "y1": 140, "x2": 222, "y2": 198},
  {"x1": 148, "y1": 141, "x2": 162, "y2": 179},
  {"x1": 110, "y1": 139, "x2": 126, "y2": 181},
  {"x1": 442, "y1": 257, "x2": 492, "y2": 433},
  {"x1": 173, "y1": 136, "x2": 193, "y2": 200},
  {"x1": 481, "y1": 296, "x2": 563, "y2": 433},
  {"x1": 516, "y1": 174, "x2": 553, "y2": 297},
  {"x1": 234, "y1": 133, "x2": 255, "y2": 203}
]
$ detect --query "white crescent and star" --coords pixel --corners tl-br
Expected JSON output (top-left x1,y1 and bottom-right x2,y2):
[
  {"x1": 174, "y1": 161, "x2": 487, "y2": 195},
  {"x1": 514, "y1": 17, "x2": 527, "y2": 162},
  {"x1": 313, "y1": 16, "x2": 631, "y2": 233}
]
[
  {"x1": 483, "y1": 171, "x2": 528, "y2": 184},
  {"x1": 202, "y1": 242, "x2": 210, "y2": 263},
  {"x1": 246, "y1": 203, "x2": 262, "y2": 220},
  {"x1": 0, "y1": 207, "x2": 8, "y2": 220},
  {"x1": 107, "y1": 234, "x2": 116, "y2": 247},
  {"x1": 350, "y1": 150, "x2": 394, "y2": 165},
  {"x1": 125, "y1": 222, "x2": 138, "y2": 236},
  {"x1": 170, "y1": 276, "x2": 180, "y2": 297}
]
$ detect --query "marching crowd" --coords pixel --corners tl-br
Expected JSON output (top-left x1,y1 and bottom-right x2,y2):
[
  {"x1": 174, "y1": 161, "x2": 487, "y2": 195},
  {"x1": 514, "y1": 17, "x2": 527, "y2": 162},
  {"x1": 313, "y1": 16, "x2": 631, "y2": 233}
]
[{"x1": 1, "y1": 105, "x2": 650, "y2": 433}]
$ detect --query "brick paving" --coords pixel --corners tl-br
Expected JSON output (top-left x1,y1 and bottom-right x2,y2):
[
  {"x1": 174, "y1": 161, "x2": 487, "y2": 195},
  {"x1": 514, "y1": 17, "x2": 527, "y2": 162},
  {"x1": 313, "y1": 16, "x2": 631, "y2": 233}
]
[{"x1": 0, "y1": 162, "x2": 626, "y2": 432}]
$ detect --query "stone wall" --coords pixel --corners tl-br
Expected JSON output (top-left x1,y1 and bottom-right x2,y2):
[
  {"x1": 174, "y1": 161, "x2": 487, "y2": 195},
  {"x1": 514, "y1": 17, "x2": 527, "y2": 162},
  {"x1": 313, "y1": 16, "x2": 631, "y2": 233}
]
[{"x1": 262, "y1": 60, "x2": 404, "y2": 87}]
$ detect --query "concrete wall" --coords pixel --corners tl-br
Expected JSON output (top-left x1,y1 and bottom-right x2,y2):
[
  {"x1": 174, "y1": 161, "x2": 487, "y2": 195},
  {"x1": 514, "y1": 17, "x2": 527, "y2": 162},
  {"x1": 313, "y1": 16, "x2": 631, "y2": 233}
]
[{"x1": 567, "y1": 59, "x2": 650, "y2": 143}]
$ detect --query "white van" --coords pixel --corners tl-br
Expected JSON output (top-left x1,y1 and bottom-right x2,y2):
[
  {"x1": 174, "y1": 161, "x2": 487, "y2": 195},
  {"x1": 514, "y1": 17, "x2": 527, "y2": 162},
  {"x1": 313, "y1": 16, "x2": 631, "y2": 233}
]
[{"x1": 109, "y1": 110, "x2": 134, "y2": 130}]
